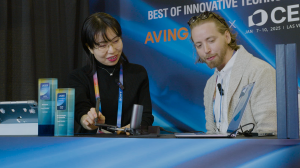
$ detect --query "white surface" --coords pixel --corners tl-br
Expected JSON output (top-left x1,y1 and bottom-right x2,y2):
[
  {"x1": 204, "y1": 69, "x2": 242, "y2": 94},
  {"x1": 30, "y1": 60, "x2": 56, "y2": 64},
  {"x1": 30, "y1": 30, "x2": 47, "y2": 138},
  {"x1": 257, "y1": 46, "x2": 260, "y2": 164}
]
[{"x1": 0, "y1": 123, "x2": 38, "y2": 135}]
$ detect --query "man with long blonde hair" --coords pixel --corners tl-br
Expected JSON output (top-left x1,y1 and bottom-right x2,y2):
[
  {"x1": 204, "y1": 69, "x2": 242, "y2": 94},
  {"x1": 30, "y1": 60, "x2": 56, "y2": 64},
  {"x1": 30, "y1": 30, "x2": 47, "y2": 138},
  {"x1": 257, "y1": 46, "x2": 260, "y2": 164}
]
[{"x1": 188, "y1": 11, "x2": 277, "y2": 134}]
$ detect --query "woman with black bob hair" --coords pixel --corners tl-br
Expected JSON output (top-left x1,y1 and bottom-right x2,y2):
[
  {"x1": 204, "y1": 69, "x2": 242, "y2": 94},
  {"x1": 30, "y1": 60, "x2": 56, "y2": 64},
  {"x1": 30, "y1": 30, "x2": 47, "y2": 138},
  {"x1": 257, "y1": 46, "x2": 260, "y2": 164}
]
[{"x1": 69, "y1": 12, "x2": 154, "y2": 134}]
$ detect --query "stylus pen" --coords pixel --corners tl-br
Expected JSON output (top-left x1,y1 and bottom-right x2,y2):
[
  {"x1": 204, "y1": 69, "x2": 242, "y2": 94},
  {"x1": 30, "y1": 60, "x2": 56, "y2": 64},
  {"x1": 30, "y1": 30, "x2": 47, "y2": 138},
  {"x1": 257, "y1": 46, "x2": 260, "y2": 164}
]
[{"x1": 94, "y1": 97, "x2": 100, "y2": 124}]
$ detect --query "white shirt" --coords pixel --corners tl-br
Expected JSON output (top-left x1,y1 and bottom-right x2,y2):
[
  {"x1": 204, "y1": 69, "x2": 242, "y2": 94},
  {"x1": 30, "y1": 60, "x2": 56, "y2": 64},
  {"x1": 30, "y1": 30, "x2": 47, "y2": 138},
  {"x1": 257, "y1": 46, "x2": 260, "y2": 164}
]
[{"x1": 213, "y1": 50, "x2": 238, "y2": 133}]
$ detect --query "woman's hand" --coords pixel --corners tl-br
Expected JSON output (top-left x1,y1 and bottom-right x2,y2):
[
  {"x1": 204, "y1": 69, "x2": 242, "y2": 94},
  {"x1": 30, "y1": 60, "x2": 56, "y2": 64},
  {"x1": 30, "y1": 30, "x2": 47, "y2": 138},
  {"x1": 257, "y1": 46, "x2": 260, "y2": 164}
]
[
  {"x1": 116, "y1": 124, "x2": 131, "y2": 135},
  {"x1": 80, "y1": 108, "x2": 105, "y2": 130}
]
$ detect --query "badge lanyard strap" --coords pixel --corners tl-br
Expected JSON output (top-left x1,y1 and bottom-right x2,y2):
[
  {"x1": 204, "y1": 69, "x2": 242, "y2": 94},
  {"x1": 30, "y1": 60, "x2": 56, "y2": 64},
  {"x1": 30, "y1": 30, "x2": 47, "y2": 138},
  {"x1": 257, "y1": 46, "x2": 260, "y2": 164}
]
[
  {"x1": 213, "y1": 77, "x2": 223, "y2": 131},
  {"x1": 116, "y1": 64, "x2": 123, "y2": 128},
  {"x1": 219, "y1": 79, "x2": 223, "y2": 124},
  {"x1": 93, "y1": 64, "x2": 123, "y2": 128}
]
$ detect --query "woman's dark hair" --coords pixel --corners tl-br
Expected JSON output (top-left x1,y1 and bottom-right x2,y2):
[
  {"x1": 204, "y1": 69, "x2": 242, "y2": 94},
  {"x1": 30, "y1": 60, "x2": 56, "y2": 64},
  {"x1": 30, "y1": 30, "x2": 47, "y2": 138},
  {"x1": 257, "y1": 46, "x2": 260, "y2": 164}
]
[{"x1": 81, "y1": 12, "x2": 129, "y2": 75}]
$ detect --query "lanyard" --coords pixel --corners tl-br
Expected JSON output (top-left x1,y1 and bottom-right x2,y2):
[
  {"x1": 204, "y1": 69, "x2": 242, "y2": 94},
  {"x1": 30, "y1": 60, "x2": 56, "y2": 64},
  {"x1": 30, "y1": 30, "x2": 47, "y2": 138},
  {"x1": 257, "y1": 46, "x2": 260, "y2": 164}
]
[
  {"x1": 93, "y1": 64, "x2": 123, "y2": 128},
  {"x1": 213, "y1": 77, "x2": 223, "y2": 131}
]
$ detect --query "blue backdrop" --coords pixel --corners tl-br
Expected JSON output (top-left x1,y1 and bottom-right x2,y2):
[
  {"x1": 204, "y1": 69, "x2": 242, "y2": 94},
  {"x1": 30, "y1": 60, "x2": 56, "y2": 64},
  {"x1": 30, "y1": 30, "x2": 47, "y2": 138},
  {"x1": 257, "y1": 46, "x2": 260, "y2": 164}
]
[{"x1": 90, "y1": 0, "x2": 300, "y2": 132}]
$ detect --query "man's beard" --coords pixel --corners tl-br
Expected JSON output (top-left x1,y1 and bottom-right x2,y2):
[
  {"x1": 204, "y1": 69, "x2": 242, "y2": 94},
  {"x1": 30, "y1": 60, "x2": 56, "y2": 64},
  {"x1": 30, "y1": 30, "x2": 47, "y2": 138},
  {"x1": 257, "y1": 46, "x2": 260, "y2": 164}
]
[{"x1": 204, "y1": 43, "x2": 229, "y2": 69}]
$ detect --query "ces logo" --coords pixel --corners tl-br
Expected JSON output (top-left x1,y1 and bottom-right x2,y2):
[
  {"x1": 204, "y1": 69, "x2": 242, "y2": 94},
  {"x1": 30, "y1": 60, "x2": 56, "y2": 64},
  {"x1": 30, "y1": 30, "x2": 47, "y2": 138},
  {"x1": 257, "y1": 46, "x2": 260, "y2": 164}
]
[{"x1": 248, "y1": 4, "x2": 300, "y2": 27}]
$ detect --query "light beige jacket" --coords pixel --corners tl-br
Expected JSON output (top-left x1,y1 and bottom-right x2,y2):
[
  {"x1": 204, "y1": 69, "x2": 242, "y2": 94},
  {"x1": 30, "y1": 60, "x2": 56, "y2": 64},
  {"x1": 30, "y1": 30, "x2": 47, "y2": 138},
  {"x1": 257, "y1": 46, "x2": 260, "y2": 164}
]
[{"x1": 204, "y1": 45, "x2": 277, "y2": 133}]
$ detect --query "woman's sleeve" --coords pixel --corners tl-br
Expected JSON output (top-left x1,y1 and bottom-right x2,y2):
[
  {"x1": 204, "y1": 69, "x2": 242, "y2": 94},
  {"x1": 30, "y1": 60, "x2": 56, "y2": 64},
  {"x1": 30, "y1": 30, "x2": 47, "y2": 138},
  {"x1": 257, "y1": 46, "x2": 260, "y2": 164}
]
[
  {"x1": 68, "y1": 71, "x2": 93, "y2": 125},
  {"x1": 138, "y1": 68, "x2": 154, "y2": 126}
]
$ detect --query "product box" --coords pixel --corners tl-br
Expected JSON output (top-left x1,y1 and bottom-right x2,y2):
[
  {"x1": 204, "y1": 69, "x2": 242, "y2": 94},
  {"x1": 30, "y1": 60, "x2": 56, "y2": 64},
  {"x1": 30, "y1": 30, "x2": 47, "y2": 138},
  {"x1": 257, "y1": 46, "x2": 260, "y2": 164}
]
[
  {"x1": 54, "y1": 88, "x2": 75, "y2": 136},
  {"x1": 38, "y1": 78, "x2": 57, "y2": 136}
]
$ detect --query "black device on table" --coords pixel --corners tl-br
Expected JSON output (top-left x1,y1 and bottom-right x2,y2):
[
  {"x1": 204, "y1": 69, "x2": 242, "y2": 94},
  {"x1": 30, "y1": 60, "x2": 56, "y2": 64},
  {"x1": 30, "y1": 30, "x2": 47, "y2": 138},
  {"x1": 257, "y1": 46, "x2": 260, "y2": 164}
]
[{"x1": 93, "y1": 97, "x2": 146, "y2": 135}]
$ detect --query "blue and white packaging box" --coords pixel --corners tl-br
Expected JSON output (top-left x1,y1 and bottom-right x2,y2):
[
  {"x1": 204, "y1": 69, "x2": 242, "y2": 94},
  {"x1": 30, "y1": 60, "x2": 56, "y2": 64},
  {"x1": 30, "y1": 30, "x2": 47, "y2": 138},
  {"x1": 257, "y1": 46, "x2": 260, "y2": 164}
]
[
  {"x1": 38, "y1": 78, "x2": 57, "y2": 136},
  {"x1": 54, "y1": 88, "x2": 75, "y2": 136}
]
